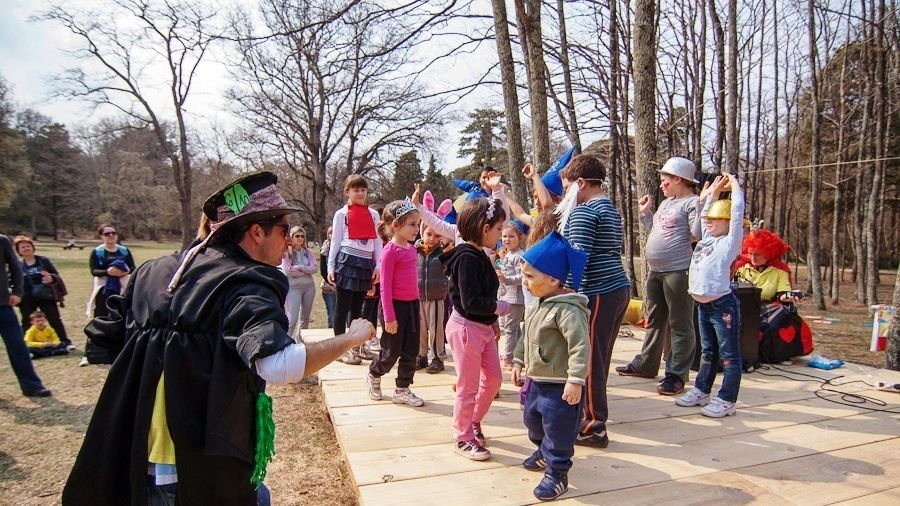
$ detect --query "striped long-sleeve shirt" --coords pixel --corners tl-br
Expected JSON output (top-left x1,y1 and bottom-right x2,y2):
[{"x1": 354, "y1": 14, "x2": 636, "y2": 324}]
[{"x1": 563, "y1": 197, "x2": 631, "y2": 296}]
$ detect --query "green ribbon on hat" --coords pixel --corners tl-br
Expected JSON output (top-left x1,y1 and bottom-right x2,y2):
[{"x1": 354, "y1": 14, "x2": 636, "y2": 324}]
[{"x1": 223, "y1": 183, "x2": 251, "y2": 215}]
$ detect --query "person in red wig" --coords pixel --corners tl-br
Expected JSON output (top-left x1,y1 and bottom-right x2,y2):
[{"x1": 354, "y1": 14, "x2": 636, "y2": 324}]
[{"x1": 734, "y1": 229, "x2": 813, "y2": 362}]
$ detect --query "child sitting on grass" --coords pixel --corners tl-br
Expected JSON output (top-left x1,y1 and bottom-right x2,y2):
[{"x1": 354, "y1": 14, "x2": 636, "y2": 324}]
[
  {"x1": 24, "y1": 311, "x2": 69, "y2": 358},
  {"x1": 512, "y1": 231, "x2": 589, "y2": 501}
]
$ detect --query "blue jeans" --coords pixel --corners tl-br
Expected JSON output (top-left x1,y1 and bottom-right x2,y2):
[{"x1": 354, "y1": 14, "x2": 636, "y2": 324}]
[
  {"x1": 694, "y1": 293, "x2": 742, "y2": 403},
  {"x1": 523, "y1": 382, "x2": 582, "y2": 477},
  {"x1": 322, "y1": 292, "x2": 336, "y2": 328},
  {"x1": 0, "y1": 305, "x2": 46, "y2": 394},
  {"x1": 146, "y1": 481, "x2": 270, "y2": 506}
]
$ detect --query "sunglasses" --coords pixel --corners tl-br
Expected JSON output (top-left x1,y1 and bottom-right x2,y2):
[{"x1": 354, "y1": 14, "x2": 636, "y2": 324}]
[
  {"x1": 102, "y1": 231, "x2": 117, "y2": 237},
  {"x1": 293, "y1": 234, "x2": 305, "y2": 239}
]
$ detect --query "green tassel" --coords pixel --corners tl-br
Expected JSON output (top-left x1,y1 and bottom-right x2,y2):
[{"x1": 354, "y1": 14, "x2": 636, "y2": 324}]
[{"x1": 251, "y1": 392, "x2": 276, "y2": 488}]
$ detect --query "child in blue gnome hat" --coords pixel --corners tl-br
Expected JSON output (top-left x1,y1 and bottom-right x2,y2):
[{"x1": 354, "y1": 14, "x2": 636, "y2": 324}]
[{"x1": 511, "y1": 231, "x2": 589, "y2": 502}]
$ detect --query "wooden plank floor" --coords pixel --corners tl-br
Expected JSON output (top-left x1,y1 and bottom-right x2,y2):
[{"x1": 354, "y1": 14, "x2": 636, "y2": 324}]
[{"x1": 302, "y1": 328, "x2": 900, "y2": 505}]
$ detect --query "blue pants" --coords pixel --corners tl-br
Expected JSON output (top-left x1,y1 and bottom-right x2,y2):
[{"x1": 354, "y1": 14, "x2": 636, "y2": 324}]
[
  {"x1": 322, "y1": 292, "x2": 336, "y2": 328},
  {"x1": 523, "y1": 381, "x2": 581, "y2": 477},
  {"x1": 695, "y1": 293, "x2": 742, "y2": 402},
  {"x1": 0, "y1": 305, "x2": 46, "y2": 394}
]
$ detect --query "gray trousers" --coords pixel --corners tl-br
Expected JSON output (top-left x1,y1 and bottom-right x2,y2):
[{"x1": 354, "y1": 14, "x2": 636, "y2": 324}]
[
  {"x1": 499, "y1": 303, "x2": 526, "y2": 360},
  {"x1": 630, "y1": 270, "x2": 696, "y2": 381},
  {"x1": 418, "y1": 299, "x2": 446, "y2": 359},
  {"x1": 286, "y1": 278, "x2": 316, "y2": 339}
]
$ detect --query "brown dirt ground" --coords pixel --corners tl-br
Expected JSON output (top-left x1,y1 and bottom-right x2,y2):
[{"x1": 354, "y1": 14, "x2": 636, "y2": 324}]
[{"x1": 0, "y1": 242, "x2": 893, "y2": 505}]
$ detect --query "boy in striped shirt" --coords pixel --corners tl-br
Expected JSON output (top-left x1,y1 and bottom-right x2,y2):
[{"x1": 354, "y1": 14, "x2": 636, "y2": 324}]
[{"x1": 560, "y1": 155, "x2": 632, "y2": 448}]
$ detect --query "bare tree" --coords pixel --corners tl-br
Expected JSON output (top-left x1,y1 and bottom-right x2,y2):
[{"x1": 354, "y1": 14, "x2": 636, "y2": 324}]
[
  {"x1": 38, "y1": 0, "x2": 219, "y2": 248},
  {"x1": 490, "y1": 0, "x2": 528, "y2": 204},
  {"x1": 726, "y1": 0, "x2": 740, "y2": 173},
  {"x1": 634, "y1": 0, "x2": 659, "y2": 287},
  {"x1": 806, "y1": 0, "x2": 826, "y2": 310},
  {"x1": 228, "y1": 0, "x2": 450, "y2": 236},
  {"x1": 514, "y1": 0, "x2": 551, "y2": 172}
]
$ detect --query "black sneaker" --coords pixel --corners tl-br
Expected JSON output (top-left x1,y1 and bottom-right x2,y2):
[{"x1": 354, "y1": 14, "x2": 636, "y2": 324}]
[
  {"x1": 24, "y1": 388, "x2": 52, "y2": 398},
  {"x1": 533, "y1": 473, "x2": 568, "y2": 501},
  {"x1": 415, "y1": 355, "x2": 428, "y2": 370},
  {"x1": 574, "y1": 429, "x2": 609, "y2": 448},
  {"x1": 425, "y1": 357, "x2": 444, "y2": 373},
  {"x1": 522, "y1": 450, "x2": 547, "y2": 471},
  {"x1": 657, "y1": 373, "x2": 685, "y2": 396},
  {"x1": 615, "y1": 363, "x2": 655, "y2": 378}
]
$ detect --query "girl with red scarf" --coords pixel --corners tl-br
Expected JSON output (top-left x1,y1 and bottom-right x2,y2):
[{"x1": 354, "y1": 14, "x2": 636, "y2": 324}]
[{"x1": 328, "y1": 175, "x2": 383, "y2": 364}]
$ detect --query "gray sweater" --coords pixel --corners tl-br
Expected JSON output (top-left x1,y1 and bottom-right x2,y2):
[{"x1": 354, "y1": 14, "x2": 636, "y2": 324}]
[
  {"x1": 641, "y1": 195, "x2": 700, "y2": 272},
  {"x1": 1, "y1": 234, "x2": 24, "y2": 307}
]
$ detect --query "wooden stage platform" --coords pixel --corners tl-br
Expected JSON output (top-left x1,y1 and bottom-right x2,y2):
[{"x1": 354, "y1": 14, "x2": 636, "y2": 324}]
[{"x1": 303, "y1": 328, "x2": 900, "y2": 505}]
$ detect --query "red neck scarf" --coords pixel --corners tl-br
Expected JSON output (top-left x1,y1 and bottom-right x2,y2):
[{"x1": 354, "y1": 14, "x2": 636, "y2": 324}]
[{"x1": 347, "y1": 204, "x2": 376, "y2": 240}]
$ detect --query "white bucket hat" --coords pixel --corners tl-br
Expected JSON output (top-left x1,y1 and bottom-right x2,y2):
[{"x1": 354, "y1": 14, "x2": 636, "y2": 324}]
[{"x1": 658, "y1": 157, "x2": 699, "y2": 184}]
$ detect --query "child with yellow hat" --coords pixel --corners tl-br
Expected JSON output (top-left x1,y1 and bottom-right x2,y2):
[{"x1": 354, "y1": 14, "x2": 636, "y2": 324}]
[{"x1": 678, "y1": 173, "x2": 745, "y2": 418}]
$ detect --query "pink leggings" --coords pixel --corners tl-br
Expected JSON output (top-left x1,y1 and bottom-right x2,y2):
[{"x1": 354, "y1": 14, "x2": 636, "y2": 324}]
[{"x1": 447, "y1": 311, "x2": 502, "y2": 442}]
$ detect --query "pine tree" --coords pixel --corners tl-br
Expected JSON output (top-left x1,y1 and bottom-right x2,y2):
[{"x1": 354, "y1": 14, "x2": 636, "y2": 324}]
[
  {"x1": 422, "y1": 154, "x2": 452, "y2": 203},
  {"x1": 389, "y1": 150, "x2": 424, "y2": 202}
]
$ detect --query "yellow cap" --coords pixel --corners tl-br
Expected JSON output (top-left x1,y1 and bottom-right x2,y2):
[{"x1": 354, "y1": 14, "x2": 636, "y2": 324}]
[{"x1": 707, "y1": 199, "x2": 732, "y2": 220}]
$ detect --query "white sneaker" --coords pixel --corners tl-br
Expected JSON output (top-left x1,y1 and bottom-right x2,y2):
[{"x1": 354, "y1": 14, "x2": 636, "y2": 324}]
[
  {"x1": 701, "y1": 397, "x2": 737, "y2": 418},
  {"x1": 66, "y1": 344, "x2": 77, "y2": 351},
  {"x1": 392, "y1": 387, "x2": 425, "y2": 407},
  {"x1": 79, "y1": 356, "x2": 89, "y2": 367},
  {"x1": 366, "y1": 373, "x2": 382, "y2": 401},
  {"x1": 675, "y1": 388, "x2": 710, "y2": 407}
]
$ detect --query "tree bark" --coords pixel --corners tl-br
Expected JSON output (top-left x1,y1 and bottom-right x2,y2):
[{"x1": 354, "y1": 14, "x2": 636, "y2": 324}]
[
  {"x1": 708, "y1": 1, "x2": 726, "y2": 170},
  {"x1": 726, "y1": 0, "x2": 740, "y2": 174},
  {"x1": 633, "y1": 0, "x2": 659, "y2": 288},
  {"x1": 514, "y1": 0, "x2": 551, "y2": 172},
  {"x1": 831, "y1": 43, "x2": 849, "y2": 305},
  {"x1": 490, "y1": 0, "x2": 528, "y2": 205},
  {"x1": 556, "y1": 0, "x2": 580, "y2": 151},
  {"x1": 887, "y1": 262, "x2": 900, "y2": 371},
  {"x1": 806, "y1": 0, "x2": 826, "y2": 310},
  {"x1": 866, "y1": 0, "x2": 887, "y2": 306}
]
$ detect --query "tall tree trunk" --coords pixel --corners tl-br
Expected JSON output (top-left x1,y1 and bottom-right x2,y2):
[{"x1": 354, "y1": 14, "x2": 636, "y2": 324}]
[
  {"x1": 831, "y1": 43, "x2": 848, "y2": 305},
  {"x1": 693, "y1": 0, "x2": 707, "y2": 171},
  {"x1": 866, "y1": 0, "x2": 887, "y2": 306},
  {"x1": 806, "y1": 0, "x2": 826, "y2": 310},
  {"x1": 634, "y1": 0, "x2": 658, "y2": 288},
  {"x1": 491, "y1": 0, "x2": 528, "y2": 205},
  {"x1": 515, "y1": 0, "x2": 551, "y2": 172},
  {"x1": 557, "y1": 0, "x2": 580, "y2": 151},
  {"x1": 726, "y1": 0, "x2": 740, "y2": 174},
  {"x1": 767, "y1": 0, "x2": 779, "y2": 230},
  {"x1": 609, "y1": 0, "x2": 621, "y2": 207},
  {"x1": 854, "y1": 0, "x2": 872, "y2": 303},
  {"x1": 709, "y1": 1, "x2": 726, "y2": 170}
]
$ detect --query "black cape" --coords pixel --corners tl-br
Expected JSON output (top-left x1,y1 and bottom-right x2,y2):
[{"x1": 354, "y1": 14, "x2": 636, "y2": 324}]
[{"x1": 63, "y1": 243, "x2": 294, "y2": 505}]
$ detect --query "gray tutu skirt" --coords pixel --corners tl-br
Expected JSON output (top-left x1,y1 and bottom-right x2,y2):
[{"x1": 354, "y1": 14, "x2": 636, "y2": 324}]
[{"x1": 335, "y1": 251, "x2": 374, "y2": 292}]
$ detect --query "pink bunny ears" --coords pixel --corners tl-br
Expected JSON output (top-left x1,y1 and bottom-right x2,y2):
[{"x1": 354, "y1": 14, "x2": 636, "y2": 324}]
[{"x1": 423, "y1": 190, "x2": 453, "y2": 219}]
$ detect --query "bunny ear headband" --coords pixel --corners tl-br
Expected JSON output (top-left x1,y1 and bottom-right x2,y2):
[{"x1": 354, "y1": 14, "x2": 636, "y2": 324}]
[{"x1": 423, "y1": 190, "x2": 453, "y2": 219}]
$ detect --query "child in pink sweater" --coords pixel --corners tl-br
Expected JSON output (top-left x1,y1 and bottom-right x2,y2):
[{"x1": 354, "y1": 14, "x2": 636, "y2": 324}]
[{"x1": 366, "y1": 200, "x2": 425, "y2": 407}]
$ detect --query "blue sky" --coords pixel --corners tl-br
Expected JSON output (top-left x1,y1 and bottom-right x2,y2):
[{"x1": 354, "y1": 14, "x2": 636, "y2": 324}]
[{"x1": 0, "y1": 0, "x2": 499, "y2": 172}]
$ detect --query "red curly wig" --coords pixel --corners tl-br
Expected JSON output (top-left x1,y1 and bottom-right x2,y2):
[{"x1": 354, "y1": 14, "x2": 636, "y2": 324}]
[{"x1": 742, "y1": 229, "x2": 790, "y2": 262}]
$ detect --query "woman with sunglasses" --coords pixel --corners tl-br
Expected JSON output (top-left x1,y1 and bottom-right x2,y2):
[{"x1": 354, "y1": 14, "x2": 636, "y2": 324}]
[
  {"x1": 281, "y1": 225, "x2": 318, "y2": 339},
  {"x1": 83, "y1": 224, "x2": 136, "y2": 365}
]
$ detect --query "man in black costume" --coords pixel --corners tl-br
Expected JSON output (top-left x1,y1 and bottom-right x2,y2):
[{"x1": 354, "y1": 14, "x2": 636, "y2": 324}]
[{"x1": 63, "y1": 172, "x2": 375, "y2": 505}]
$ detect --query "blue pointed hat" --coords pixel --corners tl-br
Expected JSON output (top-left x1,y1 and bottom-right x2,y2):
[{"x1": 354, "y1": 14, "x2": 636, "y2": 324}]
[
  {"x1": 540, "y1": 145, "x2": 576, "y2": 197},
  {"x1": 522, "y1": 231, "x2": 588, "y2": 291}
]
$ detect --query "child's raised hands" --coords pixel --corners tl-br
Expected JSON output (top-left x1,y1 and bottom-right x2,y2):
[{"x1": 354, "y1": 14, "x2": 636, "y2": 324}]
[
  {"x1": 411, "y1": 183, "x2": 422, "y2": 206},
  {"x1": 522, "y1": 163, "x2": 535, "y2": 180}
]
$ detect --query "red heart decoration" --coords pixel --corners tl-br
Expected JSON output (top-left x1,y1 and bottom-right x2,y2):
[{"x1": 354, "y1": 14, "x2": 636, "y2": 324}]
[{"x1": 778, "y1": 326, "x2": 795, "y2": 343}]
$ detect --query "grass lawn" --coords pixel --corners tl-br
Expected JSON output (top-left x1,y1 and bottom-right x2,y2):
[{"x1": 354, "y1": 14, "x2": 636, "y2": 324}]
[
  {"x1": 0, "y1": 241, "x2": 355, "y2": 505},
  {"x1": 0, "y1": 240, "x2": 894, "y2": 505}
]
